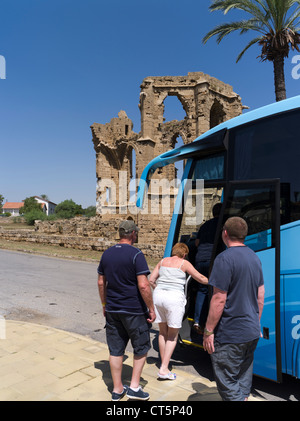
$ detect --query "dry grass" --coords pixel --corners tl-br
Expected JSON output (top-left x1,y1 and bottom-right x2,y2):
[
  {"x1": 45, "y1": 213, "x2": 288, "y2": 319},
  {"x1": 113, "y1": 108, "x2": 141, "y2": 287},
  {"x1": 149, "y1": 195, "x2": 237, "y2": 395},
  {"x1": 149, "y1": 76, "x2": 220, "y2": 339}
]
[
  {"x1": 0, "y1": 221, "x2": 34, "y2": 230},
  {"x1": 0, "y1": 238, "x2": 102, "y2": 262},
  {"x1": 0, "y1": 237, "x2": 160, "y2": 268}
]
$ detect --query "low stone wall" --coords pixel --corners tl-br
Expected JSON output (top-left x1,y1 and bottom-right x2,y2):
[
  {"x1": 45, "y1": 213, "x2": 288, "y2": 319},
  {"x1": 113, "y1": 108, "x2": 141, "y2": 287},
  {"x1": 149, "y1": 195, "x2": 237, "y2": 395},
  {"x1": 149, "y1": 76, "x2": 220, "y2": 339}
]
[
  {"x1": 0, "y1": 228, "x2": 165, "y2": 259},
  {"x1": 34, "y1": 215, "x2": 171, "y2": 245},
  {"x1": 34, "y1": 216, "x2": 122, "y2": 239}
]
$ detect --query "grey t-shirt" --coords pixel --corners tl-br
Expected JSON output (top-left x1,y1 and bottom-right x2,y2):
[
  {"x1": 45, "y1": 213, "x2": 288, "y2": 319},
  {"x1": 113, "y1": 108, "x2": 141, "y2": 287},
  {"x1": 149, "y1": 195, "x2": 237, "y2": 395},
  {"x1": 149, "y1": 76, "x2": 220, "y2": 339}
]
[{"x1": 209, "y1": 246, "x2": 264, "y2": 344}]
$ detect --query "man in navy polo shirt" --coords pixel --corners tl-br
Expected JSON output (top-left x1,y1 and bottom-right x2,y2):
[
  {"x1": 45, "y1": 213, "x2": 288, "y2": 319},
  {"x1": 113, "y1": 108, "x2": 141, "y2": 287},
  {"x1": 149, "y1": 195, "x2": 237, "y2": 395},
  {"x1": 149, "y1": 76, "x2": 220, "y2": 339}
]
[{"x1": 98, "y1": 220, "x2": 155, "y2": 401}]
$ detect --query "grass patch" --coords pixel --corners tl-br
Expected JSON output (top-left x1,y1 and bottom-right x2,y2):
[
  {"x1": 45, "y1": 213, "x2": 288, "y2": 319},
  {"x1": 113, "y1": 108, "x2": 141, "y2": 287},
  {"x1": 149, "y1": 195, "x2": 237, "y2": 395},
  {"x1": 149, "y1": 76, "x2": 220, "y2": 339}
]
[
  {"x1": 0, "y1": 238, "x2": 102, "y2": 262},
  {"x1": 0, "y1": 222, "x2": 35, "y2": 230},
  {"x1": 0, "y1": 238, "x2": 160, "y2": 268}
]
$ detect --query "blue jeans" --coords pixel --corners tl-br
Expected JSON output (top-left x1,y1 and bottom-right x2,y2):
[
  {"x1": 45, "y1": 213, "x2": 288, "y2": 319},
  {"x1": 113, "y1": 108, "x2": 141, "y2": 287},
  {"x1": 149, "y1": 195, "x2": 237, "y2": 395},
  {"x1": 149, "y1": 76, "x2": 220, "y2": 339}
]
[
  {"x1": 193, "y1": 261, "x2": 209, "y2": 326},
  {"x1": 210, "y1": 339, "x2": 259, "y2": 401}
]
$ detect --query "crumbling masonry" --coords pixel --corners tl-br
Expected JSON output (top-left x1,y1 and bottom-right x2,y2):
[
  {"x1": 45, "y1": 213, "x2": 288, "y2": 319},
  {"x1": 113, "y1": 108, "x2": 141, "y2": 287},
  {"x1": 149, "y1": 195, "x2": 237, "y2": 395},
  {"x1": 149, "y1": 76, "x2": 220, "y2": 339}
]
[
  {"x1": 2, "y1": 73, "x2": 243, "y2": 259},
  {"x1": 91, "y1": 72, "x2": 243, "y2": 244}
]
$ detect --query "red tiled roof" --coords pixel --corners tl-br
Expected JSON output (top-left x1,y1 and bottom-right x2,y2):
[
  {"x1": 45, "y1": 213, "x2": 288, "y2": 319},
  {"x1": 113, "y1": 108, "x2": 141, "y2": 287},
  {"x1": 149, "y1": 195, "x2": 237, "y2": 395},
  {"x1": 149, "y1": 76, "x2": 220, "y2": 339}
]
[{"x1": 3, "y1": 202, "x2": 24, "y2": 209}]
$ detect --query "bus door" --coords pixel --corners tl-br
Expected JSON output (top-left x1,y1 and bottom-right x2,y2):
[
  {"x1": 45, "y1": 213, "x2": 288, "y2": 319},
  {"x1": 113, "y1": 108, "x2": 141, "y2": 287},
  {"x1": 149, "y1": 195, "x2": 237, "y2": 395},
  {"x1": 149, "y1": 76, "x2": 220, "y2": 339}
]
[{"x1": 220, "y1": 179, "x2": 281, "y2": 382}]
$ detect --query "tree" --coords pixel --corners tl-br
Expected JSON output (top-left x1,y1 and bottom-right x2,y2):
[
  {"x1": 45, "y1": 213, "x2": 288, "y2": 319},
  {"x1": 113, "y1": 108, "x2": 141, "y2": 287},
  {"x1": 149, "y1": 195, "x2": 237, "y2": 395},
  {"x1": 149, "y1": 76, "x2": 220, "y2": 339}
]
[
  {"x1": 21, "y1": 197, "x2": 44, "y2": 214},
  {"x1": 21, "y1": 197, "x2": 46, "y2": 225},
  {"x1": 24, "y1": 209, "x2": 47, "y2": 225},
  {"x1": 203, "y1": 0, "x2": 300, "y2": 101},
  {"x1": 54, "y1": 199, "x2": 83, "y2": 219},
  {"x1": 0, "y1": 195, "x2": 4, "y2": 212},
  {"x1": 83, "y1": 206, "x2": 96, "y2": 217}
]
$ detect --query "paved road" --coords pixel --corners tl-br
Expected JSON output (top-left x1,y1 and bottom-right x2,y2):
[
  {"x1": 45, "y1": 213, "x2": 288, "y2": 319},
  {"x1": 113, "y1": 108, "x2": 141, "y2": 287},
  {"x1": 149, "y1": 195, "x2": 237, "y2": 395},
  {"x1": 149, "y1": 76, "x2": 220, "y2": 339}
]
[
  {"x1": 0, "y1": 249, "x2": 105, "y2": 340},
  {"x1": 1, "y1": 249, "x2": 299, "y2": 401}
]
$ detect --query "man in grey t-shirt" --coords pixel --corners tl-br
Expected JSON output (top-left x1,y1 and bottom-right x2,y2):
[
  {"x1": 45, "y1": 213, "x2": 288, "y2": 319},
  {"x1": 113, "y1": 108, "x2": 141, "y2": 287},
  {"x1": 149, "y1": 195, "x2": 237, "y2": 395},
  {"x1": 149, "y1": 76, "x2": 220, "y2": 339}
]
[{"x1": 203, "y1": 217, "x2": 265, "y2": 401}]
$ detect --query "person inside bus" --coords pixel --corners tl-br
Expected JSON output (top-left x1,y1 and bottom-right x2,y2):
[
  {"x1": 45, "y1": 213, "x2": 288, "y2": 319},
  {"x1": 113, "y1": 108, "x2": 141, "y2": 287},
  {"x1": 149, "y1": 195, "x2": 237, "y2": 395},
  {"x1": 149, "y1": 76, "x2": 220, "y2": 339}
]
[
  {"x1": 149, "y1": 243, "x2": 208, "y2": 380},
  {"x1": 193, "y1": 203, "x2": 222, "y2": 334}
]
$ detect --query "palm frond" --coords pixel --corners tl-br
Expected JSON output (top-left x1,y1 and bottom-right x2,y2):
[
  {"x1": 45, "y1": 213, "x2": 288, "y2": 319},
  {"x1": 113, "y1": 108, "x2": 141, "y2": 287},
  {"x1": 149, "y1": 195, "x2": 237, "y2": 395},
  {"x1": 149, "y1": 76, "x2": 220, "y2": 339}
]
[
  {"x1": 203, "y1": 0, "x2": 300, "y2": 101},
  {"x1": 235, "y1": 35, "x2": 264, "y2": 62},
  {"x1": 266, "y1": 0, "x2": 298, "y2": 31},
  {"x1": 203, "y1": 19, "x2": 265, "y2": 44},
  {"x1": 208, "y1": 0, "x2": 274, "y2": 32},
  {"x1": 284, "y1": 4, "x2": 300, "y2": 28},
  {"x1": 209, "y1": 0, "x2": 262, "y2": 15},
  {"x1": 203, "y1": 1, "x2": 300, "y2": 62}
]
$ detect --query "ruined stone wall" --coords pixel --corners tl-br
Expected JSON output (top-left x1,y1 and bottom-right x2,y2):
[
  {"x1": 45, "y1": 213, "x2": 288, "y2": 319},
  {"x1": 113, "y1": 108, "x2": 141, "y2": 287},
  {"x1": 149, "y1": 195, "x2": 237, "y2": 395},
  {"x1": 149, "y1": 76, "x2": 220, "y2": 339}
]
[
  {"x1": 91, "y1": 72, "x2": 243, "y2": 246},
  {"x1": 33, "y1": 216, "x2": 169, "y2": 251},
  {"x1": 34, "y1": 216, "x2": 121, "y2": 238},
  {"x1": 0, "y1": 73, "x2": 242, "y2": 257},
  {"x1": 0, "y1": 219, "x2": 164, "y2": 260}
]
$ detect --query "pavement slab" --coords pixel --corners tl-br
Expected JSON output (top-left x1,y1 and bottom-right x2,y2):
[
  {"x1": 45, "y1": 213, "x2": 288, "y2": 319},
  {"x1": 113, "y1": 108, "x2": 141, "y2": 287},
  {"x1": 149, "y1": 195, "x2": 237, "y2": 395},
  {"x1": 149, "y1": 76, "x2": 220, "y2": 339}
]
[{"x1": 0, "y1": 320, "x2": 264, "y2": 402}]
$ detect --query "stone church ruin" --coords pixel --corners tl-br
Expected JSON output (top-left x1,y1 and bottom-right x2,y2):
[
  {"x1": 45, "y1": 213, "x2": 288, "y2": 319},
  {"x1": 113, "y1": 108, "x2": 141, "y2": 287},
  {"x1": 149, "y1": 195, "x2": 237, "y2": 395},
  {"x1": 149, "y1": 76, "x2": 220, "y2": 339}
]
[
  {"x1": 91, "y1": 72, "x2": 242, "y2": 245},
  {"x1": 4, "y1": 72, "x2": 243, "y2": 259}
]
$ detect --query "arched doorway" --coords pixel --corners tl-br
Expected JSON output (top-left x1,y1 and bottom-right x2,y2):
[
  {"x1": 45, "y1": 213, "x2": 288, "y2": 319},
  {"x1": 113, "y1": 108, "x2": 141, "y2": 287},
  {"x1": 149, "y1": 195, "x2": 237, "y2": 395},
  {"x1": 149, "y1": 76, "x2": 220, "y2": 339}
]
[
  {"x1": 163, "y1": 95, "x2": 186, "y2": 122},
  {"x1": 210, "y1": 99, "x2": 226, "y2": 128}
]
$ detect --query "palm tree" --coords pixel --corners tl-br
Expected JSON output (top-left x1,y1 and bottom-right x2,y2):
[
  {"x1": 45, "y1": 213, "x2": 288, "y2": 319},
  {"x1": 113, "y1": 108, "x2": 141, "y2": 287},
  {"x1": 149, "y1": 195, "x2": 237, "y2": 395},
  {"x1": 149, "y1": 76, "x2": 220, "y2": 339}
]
[{"x1": 203, "y1": 0, "x2": 300, "y2": 101}]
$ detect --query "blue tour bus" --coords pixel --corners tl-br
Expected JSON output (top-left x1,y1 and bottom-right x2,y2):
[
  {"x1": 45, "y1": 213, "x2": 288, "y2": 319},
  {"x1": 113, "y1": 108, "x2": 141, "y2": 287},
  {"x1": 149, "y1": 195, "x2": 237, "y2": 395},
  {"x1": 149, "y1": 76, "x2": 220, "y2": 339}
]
[{"x1": 137, "y1": 95, "x2": 300, "y2": 382}]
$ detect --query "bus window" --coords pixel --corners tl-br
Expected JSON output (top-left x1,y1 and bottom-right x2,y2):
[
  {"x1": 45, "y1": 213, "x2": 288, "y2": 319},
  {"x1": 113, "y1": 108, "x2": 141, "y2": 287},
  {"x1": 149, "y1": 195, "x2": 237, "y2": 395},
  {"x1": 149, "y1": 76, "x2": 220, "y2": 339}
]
[
  {"x1": 176, "y1": 157, "x2": 225, "y2": 264},
  {"x1": 177, "y1": 185, "x2": 223, "y2": 262},
  {"x1": 231, "y1": 109, "x2": 300, "y2": 224},
  {"x1": 223, "y1": 183, "x2": 278, "y2": 252},
  {"x1": 192, "y1": 153, "x2": 225, "y2": 181}
]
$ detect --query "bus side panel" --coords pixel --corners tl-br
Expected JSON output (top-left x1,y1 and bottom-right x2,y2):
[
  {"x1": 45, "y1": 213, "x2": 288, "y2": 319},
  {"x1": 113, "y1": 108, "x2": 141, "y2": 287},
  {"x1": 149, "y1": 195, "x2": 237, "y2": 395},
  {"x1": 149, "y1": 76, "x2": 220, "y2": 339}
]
[
  {"x1": 253, "y1": 248, "x2": 278, "y2": 381},
  {"x1": 282, "y1": 274, "x2": 300, "y2": 377},
  {"x1": 281, "y1": 222, "x2": 300, "y2": 378}
]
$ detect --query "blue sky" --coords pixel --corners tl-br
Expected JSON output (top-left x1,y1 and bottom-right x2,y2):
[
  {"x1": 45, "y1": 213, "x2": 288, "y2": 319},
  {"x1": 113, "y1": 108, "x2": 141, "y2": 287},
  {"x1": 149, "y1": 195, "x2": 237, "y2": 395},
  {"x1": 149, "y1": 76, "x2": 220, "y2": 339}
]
[{"x1": 1, "y1": 0, "x2": 300, "y2": 208}]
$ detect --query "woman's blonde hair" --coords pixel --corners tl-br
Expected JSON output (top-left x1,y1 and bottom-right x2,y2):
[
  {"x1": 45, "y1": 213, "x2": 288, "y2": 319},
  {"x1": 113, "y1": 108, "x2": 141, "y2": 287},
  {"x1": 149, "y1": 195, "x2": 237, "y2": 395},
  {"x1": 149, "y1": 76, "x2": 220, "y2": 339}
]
[{"x1": 171, "y1": 242, "x2": 189, "y2": 258}]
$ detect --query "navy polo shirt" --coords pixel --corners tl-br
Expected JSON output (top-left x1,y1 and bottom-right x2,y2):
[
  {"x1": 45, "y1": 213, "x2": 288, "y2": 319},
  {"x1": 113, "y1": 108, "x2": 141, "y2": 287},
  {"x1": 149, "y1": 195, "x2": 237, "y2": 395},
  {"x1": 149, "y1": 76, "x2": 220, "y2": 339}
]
[{"x1": 97, "y1": 243, "x2": 150, "y2": 314}]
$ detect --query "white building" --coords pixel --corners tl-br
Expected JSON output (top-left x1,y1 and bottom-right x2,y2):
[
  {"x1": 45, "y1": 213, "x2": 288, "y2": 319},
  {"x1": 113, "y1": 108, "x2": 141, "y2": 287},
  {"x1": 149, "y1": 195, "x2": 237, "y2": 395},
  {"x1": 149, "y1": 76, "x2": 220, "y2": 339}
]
[
  {"x1": 2, "y1": 197, "x2": 57, "y2": 216},
  {"x1": 33, "y1": 196, "x2": 57, "y2": 215},
  {"x1": 2, "y1": 202, "x2": 24, "y2": 216}
]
